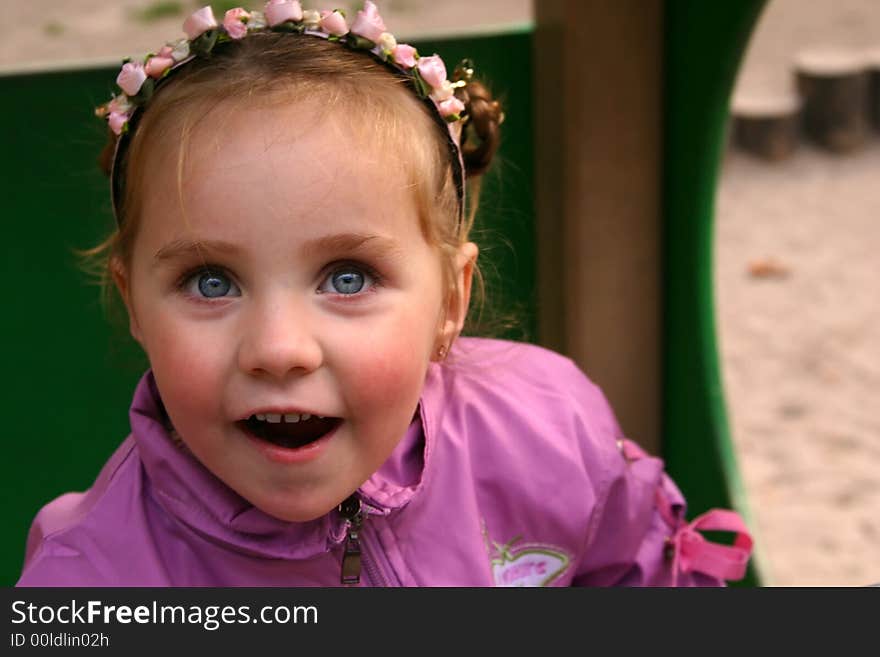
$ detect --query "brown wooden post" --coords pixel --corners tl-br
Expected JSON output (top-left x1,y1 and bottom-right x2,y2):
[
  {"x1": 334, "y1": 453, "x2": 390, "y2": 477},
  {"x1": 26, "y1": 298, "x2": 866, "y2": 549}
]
[{"x1": 533, "y1": 1, "x2": 664, "y2": 455}]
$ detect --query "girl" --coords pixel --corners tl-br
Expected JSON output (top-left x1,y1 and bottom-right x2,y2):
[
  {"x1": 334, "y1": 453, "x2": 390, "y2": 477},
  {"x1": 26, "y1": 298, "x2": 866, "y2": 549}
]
[{"x1": 18, "y1": 2, "x2": 751, "y2": 587}]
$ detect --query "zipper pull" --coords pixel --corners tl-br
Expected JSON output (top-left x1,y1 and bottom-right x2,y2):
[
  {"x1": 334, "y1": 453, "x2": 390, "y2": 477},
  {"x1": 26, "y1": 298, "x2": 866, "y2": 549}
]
[{"x1": 339, "y1": 494, "x2": 363, "y2": 586}]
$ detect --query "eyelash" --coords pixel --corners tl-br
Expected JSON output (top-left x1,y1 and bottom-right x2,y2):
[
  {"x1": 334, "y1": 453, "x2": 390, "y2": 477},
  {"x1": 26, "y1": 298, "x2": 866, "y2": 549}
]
[{"x1": 174, "y1": 261, "x2": 384, "y2": 301}]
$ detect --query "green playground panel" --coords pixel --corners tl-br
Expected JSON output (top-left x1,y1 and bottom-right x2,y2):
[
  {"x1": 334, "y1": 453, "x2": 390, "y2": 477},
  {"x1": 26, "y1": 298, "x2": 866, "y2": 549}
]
[{"x1": 663, "y1": 0, "x2": 768, "y2": 586}]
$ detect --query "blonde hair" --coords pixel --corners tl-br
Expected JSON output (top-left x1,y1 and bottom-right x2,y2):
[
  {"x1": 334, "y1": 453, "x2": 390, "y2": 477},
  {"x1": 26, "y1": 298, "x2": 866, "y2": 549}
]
[{"x1": 85, "y1": 33, "x2": 503, "y2": 328}]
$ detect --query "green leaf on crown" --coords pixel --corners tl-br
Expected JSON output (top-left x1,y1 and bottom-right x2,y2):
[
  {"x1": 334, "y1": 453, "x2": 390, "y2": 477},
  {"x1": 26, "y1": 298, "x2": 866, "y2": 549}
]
[
  {"x1": 271, "y1": 21, "x2": 305, "y2": 34},
  {"x1": 411, "y1": 68, "x2": 430, "y2": 99},
  {"x1": 131, "y1": 78, "x2": 155, "y2": 105},
  {"x1": 346, "y1": 34, "x2": 375, "y2": 51},
  {"x1": 190, "y1": 29, "x2": 219, "y2": 56}
]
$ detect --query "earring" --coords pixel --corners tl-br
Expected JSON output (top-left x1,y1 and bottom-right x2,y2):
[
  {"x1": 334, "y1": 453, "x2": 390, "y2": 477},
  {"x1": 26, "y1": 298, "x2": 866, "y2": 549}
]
[{"x1": 436, "y1": 344, "x2": 448, "y2": 360}]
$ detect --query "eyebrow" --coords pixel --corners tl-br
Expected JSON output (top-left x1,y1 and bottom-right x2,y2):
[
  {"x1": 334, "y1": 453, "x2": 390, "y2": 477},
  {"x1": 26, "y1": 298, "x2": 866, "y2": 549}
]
[
  {"x1": 300, "y1": 233, "x2": 405, "y2": 260},
  {"x1": 153, "y1": 239, "x2": 241, "y2": 266},
  {"x1": 152, "y1": 233, "x2": 404, "y2": 266}
]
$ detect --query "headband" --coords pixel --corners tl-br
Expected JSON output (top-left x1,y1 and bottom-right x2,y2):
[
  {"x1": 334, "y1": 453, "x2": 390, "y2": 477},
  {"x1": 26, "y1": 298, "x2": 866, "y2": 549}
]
[{"x1": 95, "y1": 1, "x2": 473, "y2": 226}]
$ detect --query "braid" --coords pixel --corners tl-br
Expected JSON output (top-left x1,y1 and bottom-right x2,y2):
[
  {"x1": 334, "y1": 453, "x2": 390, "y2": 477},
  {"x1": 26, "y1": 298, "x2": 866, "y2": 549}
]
[{"x1": 458, "y1": 79, "x2": 503, "y2": 178}]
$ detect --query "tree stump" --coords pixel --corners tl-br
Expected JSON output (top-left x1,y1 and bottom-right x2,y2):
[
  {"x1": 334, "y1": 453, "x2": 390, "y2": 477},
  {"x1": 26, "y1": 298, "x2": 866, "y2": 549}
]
[
  {"x1": 795, "y1": 50, "x2": 870, "y2": 153},
  {"x1": 731, "y1": 94, "x2": 801, "y2": 161}
]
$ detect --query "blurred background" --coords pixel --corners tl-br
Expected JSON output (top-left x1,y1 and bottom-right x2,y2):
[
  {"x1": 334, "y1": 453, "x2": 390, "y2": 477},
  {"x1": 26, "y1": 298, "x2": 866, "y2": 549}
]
[
  {"x1": 2, "y1": 1, "x2": 878, "y2": 586},
  {"x1": 719, "y1": 0, "x2": 880, "y2": 586},
  {"x1": 0, "y1": 0, "x2": 531, "y2": 68}
]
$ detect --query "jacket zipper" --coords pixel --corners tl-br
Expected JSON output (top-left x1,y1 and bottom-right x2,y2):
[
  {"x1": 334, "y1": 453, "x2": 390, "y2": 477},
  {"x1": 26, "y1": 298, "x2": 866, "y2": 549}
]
[
  {"x1": 338, "y1": 495, "x2": 397, "y2": 586},
  {"x1": 338, "y1": 495, "x2": 364, "y2": 586}
]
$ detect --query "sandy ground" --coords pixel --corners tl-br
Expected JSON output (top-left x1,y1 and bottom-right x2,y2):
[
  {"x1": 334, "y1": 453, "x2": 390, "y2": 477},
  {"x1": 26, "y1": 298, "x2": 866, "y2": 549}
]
[
  {"x1": 3, "y1": 1, "x2": 879, "y2": 586},
  {"x1": 716, "y1": 143, "x2": 880, "y2": 587},
  {"x1": 722, "y1": 0, "x2": 880, "y2": 587}
]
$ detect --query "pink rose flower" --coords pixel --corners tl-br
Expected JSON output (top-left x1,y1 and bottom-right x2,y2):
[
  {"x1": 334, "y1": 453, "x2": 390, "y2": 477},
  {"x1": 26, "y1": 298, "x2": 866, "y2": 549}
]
[
  {"x1": 320, "y1": 10, "x2": 348, "y2": 36},
  {"x1": 116, "y1": 61, "x2": 147, "y2": 96},
  {"x1": 108, "y1": 112, "x2": 129, "y2": 136},
  {"x1": 392, "y1": 44, "x2": 417, "y2": 68},
  {"x1": 417, "y1": 55, "x2": 447, "y2": 89},
  {"x1": 145, "y1": 48, "x2": 174, "y2": 78},
  {"x1": 438, "y1": 96, "x2": 465, "y2": 119},
  {"x1": 183, "y1": 6, "x2": 218, "y2": 40},
  {"x1": 223, "y1": 8, "x2": 251, "y2": 39},
  {"x1": 350, "y1": 0, "x2": 386, "y2": 42},
  {"x1": 264, "y1": 0, "x2": 303, "y2": 27}
]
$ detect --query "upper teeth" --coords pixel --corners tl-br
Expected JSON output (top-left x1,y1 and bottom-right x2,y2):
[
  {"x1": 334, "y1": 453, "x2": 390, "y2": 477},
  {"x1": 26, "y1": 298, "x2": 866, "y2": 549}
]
[{"x1": 254, "y1": 413, "x2": 319, "y2": 423}]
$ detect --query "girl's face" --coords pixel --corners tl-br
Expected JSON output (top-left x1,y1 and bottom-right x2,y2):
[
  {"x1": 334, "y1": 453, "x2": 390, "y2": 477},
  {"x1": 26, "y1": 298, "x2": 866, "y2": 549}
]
[{"x1": 115, "y1": 98, "x2": 475, "y2": 522}]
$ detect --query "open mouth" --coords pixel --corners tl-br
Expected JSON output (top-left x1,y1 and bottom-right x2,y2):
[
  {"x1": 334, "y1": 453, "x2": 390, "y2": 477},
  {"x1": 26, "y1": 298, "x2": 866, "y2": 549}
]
[{"x1": 238, "y1": 413, "x2": 342, "y2": 449}]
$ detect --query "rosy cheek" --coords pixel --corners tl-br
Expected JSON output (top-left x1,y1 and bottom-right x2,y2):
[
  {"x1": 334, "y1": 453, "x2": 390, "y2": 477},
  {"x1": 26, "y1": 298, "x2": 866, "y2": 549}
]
[
  {"x1": 150, "y1": 325, "x2": 210, "y2": 374},
  {"x1": 140, "y1": 318, "x2": 224, "y2": 414},
  {"x1": 343, "y1": 319, "x2": 433, "y2": 410},
  {"x1": 366, "y1": 345, "x2": 422, "y2": 397}
]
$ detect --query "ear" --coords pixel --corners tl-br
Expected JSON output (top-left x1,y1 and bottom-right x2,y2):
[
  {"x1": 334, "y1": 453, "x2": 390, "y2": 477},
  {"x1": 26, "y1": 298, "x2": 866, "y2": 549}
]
[
  {"x1": 110, "y1": 257, "x2": 144, "y2": 346},
  {"x1": 434, "y1": 242, "x2": 478, "y2": 359}
]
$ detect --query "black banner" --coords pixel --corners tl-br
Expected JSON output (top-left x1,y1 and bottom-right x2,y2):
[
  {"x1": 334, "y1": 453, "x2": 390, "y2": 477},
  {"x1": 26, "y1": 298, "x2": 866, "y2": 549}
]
[{"x1": 2, "y1": 587, "x2": 875, "y2": 652}]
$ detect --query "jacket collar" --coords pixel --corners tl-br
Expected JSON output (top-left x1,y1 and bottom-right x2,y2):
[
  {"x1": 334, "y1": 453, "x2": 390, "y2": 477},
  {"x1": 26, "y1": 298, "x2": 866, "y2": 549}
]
[{"x1": 130, "y1": 370, "x2": 430, "y2": 560}]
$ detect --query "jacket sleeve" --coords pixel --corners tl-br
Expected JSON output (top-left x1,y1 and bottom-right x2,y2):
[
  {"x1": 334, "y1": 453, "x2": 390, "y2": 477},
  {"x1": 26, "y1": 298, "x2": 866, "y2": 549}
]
[
  {"x1": 559, "y1": 365, "x2": 750, "y2": 587},
  {"x1": 16, "y1": 492, "x2": 114, "y2": 587},
  {"x1": 18, "y1": 544, "x2": 109, "y2": 587},
  {"x1": 16, "y1": 438, "x2": 147, "y2": 587},
  {"x1": 571, "y1": 439, "x2": 723, "y2": 586}
]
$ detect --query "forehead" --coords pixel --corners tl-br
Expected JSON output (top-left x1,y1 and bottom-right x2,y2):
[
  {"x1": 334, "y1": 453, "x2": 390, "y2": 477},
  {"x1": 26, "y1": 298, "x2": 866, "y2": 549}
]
[{"x1": 138, "y1": 97, "x2": 425, "y2": 247}]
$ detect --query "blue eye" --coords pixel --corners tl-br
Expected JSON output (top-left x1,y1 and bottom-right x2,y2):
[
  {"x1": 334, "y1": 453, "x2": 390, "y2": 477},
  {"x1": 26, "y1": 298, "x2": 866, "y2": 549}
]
[
  {"x1": 199, "y1": 272, "x2": 231, "y2": 297},
  {"x1": 184, "y1": 269, "x2": 241, "y2": 299},
  {"x1": 332, "y1": 270, "x2": 364, "y2": 294},
  {"x1": 319, "y1": 265, "x2": 375, "y2": 296}
]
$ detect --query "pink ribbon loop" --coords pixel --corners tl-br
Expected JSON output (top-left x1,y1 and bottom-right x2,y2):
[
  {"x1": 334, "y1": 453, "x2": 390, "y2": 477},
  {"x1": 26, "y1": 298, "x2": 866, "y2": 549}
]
[
  {"x1": 669, "y1": 509, "x2": 753, "y2": 585},
  {"x1": 616, "y1": 437, "x2": 754, "y2": 585}
]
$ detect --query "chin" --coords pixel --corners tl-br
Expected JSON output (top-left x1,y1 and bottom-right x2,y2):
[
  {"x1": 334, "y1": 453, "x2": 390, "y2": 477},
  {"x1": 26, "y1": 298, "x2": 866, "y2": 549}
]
[
  {"x1": 264, "y1": 507, "x2": 332, "y2": 523},
  {"x1": 252, "y1": 493, "x2": 345, "y2": 524}
]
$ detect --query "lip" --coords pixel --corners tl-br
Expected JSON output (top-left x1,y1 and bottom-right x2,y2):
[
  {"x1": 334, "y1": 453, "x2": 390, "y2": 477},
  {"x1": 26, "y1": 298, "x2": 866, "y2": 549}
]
[{"x1": 238, "y1": 419, "x2": 340, "y2": 465}]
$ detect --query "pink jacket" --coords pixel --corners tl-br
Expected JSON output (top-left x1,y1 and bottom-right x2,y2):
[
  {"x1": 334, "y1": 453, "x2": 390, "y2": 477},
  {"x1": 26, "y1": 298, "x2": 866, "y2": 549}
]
[{"x1": 18, "y1": 338, "x2": 750, "y2": 586}]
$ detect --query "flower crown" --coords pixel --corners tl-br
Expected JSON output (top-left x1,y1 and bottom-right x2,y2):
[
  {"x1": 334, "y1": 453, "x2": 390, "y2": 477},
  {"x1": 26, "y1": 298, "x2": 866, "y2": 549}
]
[{"x1": 97, "y1": 1, "x2": 474, "y2": 225}]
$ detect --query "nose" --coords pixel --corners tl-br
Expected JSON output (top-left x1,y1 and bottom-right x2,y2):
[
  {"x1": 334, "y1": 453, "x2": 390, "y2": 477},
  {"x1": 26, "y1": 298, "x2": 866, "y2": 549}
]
[{"x1": 237, "y1": 298, "x2": 323, "y2": 380}]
